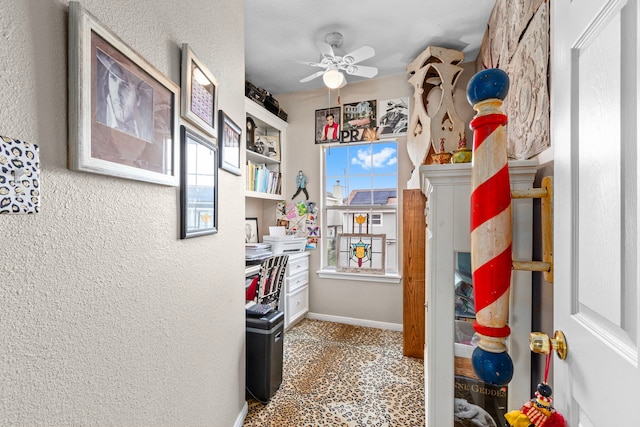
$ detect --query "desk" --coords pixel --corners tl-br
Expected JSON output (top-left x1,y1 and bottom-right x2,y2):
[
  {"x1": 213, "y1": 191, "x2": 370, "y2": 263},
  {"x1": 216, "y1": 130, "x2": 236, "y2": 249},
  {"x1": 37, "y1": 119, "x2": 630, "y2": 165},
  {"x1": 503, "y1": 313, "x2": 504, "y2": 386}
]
[{"x1": 244, "y1": 252, "x2": 309, "y2": 330}]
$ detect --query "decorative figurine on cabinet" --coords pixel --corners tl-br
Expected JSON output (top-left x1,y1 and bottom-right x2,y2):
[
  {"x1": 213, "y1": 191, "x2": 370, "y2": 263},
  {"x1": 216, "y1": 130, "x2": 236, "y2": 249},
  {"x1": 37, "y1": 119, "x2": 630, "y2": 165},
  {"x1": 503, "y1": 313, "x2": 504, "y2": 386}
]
[
  {"x1": 431, "y1": 138, "x2": 452, "y2": 164},
  {"x1": 451, "y1": 132, "x2": 472, "y2": 163}
]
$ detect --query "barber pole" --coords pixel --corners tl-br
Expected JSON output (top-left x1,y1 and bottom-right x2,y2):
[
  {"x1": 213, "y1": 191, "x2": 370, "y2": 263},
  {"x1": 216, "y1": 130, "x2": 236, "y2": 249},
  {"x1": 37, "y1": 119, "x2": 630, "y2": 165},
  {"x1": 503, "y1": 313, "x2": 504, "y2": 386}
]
[{"x1": 466, "y1": 68, "x2": 513, "y2": 386}]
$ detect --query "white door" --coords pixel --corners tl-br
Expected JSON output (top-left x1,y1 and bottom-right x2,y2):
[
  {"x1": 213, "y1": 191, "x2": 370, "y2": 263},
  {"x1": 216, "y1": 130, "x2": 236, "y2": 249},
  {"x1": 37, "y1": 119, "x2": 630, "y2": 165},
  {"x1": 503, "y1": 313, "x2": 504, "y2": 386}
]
[{"x1": 552, "y1": 0, "x2": 639, "y2": 425}]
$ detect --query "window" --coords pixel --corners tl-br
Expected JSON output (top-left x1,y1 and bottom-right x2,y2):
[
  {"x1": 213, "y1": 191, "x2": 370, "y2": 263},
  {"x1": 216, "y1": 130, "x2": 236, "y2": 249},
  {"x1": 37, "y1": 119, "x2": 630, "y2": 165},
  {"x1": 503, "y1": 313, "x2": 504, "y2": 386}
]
[
  {"x1": 370, "y1": 213, "x2": 382, "y2": 226},
  {"x1": 321, "y1": 141, "x2": 398, "y2": 276}
]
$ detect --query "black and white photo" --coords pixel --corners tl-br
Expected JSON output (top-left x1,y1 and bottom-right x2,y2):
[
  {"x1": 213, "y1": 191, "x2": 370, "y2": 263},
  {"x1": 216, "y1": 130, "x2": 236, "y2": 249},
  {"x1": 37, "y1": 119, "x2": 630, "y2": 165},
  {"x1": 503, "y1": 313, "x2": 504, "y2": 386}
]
[
  {"x1": 96, "y1": 49, "x2": 154, "y2": 143},
  {"x1": 378, "y1": 97, "x2": 408, "y2": 136}
]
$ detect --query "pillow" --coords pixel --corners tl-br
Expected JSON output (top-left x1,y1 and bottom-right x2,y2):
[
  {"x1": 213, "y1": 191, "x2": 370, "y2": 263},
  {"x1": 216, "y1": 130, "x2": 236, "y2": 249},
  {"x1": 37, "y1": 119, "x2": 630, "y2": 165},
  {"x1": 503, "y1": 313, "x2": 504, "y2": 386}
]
[{"x1": 246, "y1": 275, "x2": 259, "y2": 301}]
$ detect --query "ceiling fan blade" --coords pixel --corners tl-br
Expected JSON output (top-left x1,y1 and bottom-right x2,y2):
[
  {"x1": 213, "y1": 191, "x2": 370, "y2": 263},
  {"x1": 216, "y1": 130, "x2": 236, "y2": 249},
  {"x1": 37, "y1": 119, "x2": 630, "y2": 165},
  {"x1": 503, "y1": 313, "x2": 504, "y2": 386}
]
[
  {"x1": 316, "y1": 41, "x2": 335, "y2": 60},
  {"x1": 343, "y1": 64, "x2": 379, "y2": 78},
  {"x1": 300, "y1": 70, "x2": 325, "y2": 83},
  {"x1": 297, "y1": 60, "x2": 325, "y2": 68},
  {"x1": 341, "y1": 45, "x2": 375, "y2": 65}
]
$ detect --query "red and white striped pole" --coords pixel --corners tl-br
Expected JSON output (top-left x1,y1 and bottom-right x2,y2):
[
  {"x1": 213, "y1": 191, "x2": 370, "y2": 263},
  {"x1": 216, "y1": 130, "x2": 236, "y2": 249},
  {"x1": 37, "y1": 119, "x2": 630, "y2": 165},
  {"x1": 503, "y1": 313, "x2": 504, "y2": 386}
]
[{"x1": 467, "y1": 68, "x2": 513, "y2": 386}]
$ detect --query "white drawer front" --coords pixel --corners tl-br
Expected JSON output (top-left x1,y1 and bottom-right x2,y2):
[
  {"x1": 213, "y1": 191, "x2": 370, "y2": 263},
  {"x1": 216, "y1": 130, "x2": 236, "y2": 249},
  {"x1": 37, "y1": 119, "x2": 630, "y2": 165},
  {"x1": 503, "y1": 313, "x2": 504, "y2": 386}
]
[
  {"x1": 287, "y1": 256, "x2": 309, "y2": 276},
  {"x1": 286, "y1": 269, "x2": 308, "y2": 293},
  {"x1": 286, "y1": 286, "x2": 309, "y2": 326}
]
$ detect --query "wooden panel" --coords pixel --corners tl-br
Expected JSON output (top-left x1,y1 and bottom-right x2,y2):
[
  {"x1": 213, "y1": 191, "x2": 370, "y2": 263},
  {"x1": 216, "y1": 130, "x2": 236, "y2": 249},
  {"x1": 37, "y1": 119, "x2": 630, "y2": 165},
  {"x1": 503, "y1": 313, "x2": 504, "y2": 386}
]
[{"x1": 402, "y1": 189, "x2": 426, "y2": 358}]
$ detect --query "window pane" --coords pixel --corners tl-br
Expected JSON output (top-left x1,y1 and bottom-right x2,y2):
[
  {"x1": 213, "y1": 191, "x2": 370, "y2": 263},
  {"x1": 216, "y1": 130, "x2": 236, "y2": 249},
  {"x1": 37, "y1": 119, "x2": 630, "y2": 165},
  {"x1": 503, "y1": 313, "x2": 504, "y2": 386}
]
[
  {"x1": 326, "y1": 177, "x2": 347, "y2": 205},
  {"x1": 323, "y1": 141, "x2": 398, "y2": 274},
  {"x1": 349, "y1": 143, "x2": 398, "y2": 174},
  {"x1": 325, "y1": 146, "x2": 349, "y2": 177},
  {"x1": 373, "y1": 176, "x2": 397, "y2": 206},
  {"x1": 346, "y1": 177, "x2": 372, "y2": 205}
]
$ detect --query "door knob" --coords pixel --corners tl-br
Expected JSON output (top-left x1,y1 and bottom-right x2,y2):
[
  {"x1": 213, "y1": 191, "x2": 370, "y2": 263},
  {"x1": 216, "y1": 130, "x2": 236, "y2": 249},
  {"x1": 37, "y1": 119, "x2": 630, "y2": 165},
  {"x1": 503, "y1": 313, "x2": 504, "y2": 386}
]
[{"x1": 529, "y1": 330, "x2": 567, "y2": 360}]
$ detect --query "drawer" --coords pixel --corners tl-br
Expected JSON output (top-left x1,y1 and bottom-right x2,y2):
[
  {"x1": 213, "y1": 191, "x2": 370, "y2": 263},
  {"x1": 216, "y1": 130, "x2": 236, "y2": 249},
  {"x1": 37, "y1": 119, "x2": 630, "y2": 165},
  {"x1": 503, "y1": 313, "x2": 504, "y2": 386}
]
[
  {"x1": 286, "y1": 286, "x2": 309, "y2": 326},
  {"x1": 287, "y1": 255, "x2": 309, "y2": 276},
  {"x1": 286, "y1": 269, "x2": 308, "y2": 293}
]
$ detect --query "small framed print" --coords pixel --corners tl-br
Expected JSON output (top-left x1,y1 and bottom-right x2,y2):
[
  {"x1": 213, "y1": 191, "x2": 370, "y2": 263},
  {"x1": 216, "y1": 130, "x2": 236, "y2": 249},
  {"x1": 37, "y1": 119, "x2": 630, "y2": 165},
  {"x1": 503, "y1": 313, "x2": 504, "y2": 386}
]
[
  {"x1": 68, "y1": 2, "x2": 180, "y2": 186},
  {"x1": 180, "y1": 44, "x2": 218, "y2": 137},
  {"x1": 218, "y1": 110, "x2": 242, "y2": 175},
  {"x1": 342, "y1": 99, "x2": 377, "y2": 131},
  {"x1": 245, "y1": 217, "x2": 258, "y2": 243},
  {"x1": 180, "y1": 126, "x2": 218, "y2": 239},
  {"x1": 254, "y1": 134, "x2": 280, "y2": 161},
  {"x1": 378, "y1": 97, "x2": 409, "y2": 137},
  {"x1": 315, "y1": 106, "x2": 341, "y2": 144}
]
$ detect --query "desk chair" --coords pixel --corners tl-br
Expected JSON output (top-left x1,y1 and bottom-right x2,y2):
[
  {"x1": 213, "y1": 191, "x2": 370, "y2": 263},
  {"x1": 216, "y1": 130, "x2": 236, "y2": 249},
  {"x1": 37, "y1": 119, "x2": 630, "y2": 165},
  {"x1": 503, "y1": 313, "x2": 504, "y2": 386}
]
[{"x1": 246, "y1": 254, "x2": 289, "y2": 310}]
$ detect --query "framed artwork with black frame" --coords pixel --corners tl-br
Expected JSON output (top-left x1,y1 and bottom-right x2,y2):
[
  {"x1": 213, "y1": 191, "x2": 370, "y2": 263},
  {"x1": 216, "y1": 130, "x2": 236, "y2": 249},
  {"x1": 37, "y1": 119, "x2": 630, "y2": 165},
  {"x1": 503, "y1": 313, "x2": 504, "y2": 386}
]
[
  {"x1": 180, "y1": 43, "x2": 218, "y2": 137},
  {"x1": 68, "y1": 1, "x2": 180, "y2": 186},
  {"x1": 180, "y1": 125, "x2": 218, "y2": 239},
  {"x1": 315, "y1": 106, "x2": 341, "y2": 144},
  {"x1": 218, "y1": 110, "x2": 242, "y2": 175}
]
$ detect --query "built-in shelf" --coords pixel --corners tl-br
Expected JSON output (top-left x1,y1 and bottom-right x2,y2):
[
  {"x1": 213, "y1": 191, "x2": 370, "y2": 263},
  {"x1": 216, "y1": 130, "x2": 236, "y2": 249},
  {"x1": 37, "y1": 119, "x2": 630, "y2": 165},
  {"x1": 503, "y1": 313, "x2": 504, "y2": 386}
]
[{"x1": 245, "y1": 98, "x2": 288, "y2": 200}]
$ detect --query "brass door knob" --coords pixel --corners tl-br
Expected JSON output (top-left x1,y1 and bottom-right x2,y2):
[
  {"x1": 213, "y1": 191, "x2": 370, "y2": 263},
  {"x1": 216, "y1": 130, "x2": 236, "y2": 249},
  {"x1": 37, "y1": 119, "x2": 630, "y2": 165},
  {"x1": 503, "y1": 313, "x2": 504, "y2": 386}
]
[{"x1": 529, "y1": 330, "x2": 568, "y2": 360}]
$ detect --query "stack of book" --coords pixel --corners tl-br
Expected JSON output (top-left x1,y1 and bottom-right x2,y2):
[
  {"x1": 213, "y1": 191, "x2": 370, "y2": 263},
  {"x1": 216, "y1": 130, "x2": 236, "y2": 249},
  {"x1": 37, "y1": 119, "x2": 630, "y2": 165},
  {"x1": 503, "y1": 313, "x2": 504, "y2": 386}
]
[
  {"x1": 245, "y1": 243, "x2": 272, "y2": 265},
  {"x1": 246, "y1": 161, "x2": 281, "y2": 194}
]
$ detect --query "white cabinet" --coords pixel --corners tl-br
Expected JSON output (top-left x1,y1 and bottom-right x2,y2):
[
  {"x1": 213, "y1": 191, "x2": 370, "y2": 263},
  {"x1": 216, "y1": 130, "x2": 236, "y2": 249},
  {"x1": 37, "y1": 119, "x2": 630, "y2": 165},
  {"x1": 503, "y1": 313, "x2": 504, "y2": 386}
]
[
  {"x1": 245, "y1": 98, "x2": 288, "y2": 200},
  {"x1": 282, "y1": 252, "x2": 309, "y2": 330},
  {"x1": 420, "y1": 161, "x2": 536, "y2": 427}
]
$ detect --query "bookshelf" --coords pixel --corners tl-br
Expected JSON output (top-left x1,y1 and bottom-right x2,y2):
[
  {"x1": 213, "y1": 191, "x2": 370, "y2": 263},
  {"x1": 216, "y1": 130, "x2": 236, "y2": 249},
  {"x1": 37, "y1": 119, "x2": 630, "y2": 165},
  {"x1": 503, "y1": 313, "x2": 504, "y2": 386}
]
[{"x1": 245, "y1": 97, "x2": 288, "y2": 200}]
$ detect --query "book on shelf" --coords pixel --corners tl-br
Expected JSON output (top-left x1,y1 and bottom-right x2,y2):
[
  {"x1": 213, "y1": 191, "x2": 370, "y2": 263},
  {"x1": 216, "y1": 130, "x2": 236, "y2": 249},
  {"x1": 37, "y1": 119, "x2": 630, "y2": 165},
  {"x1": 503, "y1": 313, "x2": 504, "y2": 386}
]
[
  {"x1": 245, "y1": 161, "x2": 281, "y2": 195},
  {"x1": 454, "y1": 375, "x2": 507, "y2": 427}
]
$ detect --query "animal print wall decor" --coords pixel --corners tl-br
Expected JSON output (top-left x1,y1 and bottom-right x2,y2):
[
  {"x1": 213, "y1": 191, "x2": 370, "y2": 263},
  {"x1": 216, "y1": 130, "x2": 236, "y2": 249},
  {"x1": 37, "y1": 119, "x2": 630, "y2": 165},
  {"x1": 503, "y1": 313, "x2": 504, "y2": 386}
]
[{"x1": 0, "y1": 135, "x2": 40, "y2": 214}]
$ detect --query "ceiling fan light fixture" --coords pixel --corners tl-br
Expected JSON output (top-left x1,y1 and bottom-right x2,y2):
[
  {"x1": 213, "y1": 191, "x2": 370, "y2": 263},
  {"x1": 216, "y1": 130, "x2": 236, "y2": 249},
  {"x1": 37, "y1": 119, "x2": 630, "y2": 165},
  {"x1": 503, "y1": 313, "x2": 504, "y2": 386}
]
[{"x1": 323, "y1": 68, "x2": 346, "y2": 89}]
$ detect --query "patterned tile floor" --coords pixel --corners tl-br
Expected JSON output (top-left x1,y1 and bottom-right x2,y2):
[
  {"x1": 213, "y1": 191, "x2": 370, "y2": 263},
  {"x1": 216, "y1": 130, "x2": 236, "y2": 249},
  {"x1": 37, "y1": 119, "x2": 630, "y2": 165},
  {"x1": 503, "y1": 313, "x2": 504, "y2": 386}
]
[{"x1": 244, "y1": 319, "x2": 425, "y2": 427}]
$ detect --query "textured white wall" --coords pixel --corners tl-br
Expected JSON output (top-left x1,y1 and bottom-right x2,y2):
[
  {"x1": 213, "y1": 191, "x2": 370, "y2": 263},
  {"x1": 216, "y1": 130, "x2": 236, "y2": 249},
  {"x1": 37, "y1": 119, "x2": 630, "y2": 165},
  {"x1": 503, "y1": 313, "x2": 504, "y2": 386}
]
[
  {"x1": 277, "y1": 66, "x2": 475, "y2": 326},
  {"x1": 0, "y1": 1, "x2": 246, "y2": 426}
]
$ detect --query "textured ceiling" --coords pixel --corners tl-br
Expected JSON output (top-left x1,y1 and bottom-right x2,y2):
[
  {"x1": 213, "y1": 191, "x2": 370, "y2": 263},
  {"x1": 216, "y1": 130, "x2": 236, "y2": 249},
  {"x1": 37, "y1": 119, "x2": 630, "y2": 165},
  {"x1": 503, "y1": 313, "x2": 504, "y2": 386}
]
[{"x1": 245, "y1": 0, "x2": 495, "y2": 95}]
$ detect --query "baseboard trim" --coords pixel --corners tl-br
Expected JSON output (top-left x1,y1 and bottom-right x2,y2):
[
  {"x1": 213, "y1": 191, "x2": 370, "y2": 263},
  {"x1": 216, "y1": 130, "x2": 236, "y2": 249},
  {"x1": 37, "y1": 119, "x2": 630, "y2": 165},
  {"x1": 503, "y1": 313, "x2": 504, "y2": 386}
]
[
  {"x1": 234, "y1": 402, "x2": 248, "y2": 427},
  {"x1": 305, "y1": 312, "x2": 403, "y2": 331}
]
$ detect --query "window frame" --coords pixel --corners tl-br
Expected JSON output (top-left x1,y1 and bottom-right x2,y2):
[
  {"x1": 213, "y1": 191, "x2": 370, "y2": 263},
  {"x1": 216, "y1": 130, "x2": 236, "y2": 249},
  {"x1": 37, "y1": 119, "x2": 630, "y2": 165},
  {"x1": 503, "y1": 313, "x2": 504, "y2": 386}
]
[{"x1": 318, "y1": 140, "x2": 400, "y2": 282}]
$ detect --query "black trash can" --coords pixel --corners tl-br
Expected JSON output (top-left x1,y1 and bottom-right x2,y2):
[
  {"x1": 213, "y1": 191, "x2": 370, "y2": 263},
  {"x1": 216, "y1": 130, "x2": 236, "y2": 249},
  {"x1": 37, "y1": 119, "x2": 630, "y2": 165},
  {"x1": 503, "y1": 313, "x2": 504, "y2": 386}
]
[{"x1": 246, "y1": 310, "x2": 285, "y2": 402}]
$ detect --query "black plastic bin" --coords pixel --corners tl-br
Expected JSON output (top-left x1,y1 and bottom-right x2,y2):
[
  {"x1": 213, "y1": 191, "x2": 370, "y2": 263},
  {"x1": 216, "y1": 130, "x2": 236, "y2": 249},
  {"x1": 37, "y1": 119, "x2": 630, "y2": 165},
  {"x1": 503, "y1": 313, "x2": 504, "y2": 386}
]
[{"x1": 246, "y1": 310, "x2": 285, "y2": 402}]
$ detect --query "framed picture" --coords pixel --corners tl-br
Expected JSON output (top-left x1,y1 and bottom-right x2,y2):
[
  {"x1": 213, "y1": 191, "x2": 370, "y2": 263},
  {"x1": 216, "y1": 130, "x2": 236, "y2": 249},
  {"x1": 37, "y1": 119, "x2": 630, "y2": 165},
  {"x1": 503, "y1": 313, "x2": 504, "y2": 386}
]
[
  {"x1": 378, "y1": 97, "x2": 409, "y2": 137},
  {"x1": 336, "y1": 233, "x2": 386, "y2": 275},
  {"x1": 180, "y1": 43, "x2": 218, "y2": 137},
  {"x1": 254, "y1": 134, "x2": 280, "y2": 161},
  {"x1": 218, "y1": 110, "x2": 242, "y2": 175},
  {"x1": 245, "y1": 217, "x2": 259, "y2": 243},
  {"x1": 342, "y1": 100, "x2": 377, "y2": 131},
  {"x1": 180, "y1": 126, "x2": 218, "y2": 239},
  {"x1": 315, "y1": 106, "x2": 341, "y2": 144},
  {"x1": 68, "y1": 2, "x2": 180, "y2": 186}
]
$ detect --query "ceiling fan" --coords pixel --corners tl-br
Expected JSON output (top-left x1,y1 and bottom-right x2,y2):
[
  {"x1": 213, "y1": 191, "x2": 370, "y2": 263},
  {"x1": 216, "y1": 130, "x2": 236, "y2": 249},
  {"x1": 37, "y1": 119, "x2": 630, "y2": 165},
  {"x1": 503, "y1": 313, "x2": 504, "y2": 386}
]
[{"x1": 299, "y1": 32, "x2": 379, "y2": 89}]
